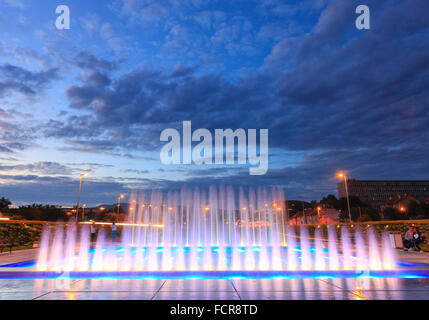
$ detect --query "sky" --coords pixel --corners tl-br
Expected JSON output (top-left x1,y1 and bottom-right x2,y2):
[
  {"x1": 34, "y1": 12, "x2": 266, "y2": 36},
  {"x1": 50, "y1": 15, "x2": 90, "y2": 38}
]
[{"x1": 0, "y1": 0, "x2": 428, "y2": 206}]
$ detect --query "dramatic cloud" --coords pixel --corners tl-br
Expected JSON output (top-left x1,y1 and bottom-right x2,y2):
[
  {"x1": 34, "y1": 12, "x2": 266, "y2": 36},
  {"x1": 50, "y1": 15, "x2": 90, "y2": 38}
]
[
  {"x1": 0, "y1": 64, "x2": 59, "y2": 97},
  {"x1": 1, "y1": 0, "x2": 429, "y2": 205}
]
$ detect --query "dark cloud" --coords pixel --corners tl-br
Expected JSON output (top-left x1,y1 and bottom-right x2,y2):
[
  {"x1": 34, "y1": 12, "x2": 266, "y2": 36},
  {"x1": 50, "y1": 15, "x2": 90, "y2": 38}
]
[
  {"x1": 122, "y1": 169, "x2": 150, "y2": 175},
  {"x1": 3, "y1": 0, "x2": 429, "y2": 204},
  {"x1": 0, "y1": 161, "x2": 73, "y2": 175},
  {"x1": 75, "y1": 52, "x2": 117, "y2": 72},
  {"x1": 0, "y1": 175, "x2": 129, "y2": 206},
  {"x1": 0, "y1": 64, "x2": 59, "y2": 97}
]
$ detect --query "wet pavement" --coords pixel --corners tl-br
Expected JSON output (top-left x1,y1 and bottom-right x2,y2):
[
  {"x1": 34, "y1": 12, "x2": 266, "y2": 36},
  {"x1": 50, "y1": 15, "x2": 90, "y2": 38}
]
[{"x1": 1, "y1": 248, "x2": 429, "y2": 300}]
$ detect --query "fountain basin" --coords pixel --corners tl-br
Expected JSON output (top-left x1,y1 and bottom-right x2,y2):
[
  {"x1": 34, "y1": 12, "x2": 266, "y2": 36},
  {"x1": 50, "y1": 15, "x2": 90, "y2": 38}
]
[{"x1": 1, "y1": 269, "x2": 429, "y2": 280}]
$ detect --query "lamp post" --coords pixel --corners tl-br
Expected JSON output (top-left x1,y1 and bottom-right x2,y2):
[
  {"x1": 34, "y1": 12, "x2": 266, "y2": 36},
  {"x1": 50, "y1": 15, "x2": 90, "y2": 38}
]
[
  {"x1": 82, "y1": 204, "x2": 86, "y2": 221},
  {"x1": 117, "y1": 194, "x2": 125, "y2": 219},
  {"x1": 317, "y1": 206, "x2": 322, "y2": 221},
  {"x1": 302, "y1": 201, "x2": 307, "y2": 225},
  {"x1": 337, "y1": 172, "x2": 352, "y2": 223},
  {"x1": 76, "y1": 173, "x2": 88, "y2": 222}
]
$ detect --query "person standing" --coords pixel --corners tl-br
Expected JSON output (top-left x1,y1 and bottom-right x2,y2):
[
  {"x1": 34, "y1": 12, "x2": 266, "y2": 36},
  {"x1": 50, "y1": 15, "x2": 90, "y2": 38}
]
[
  {"x1": 90, "y1": 222, "x2": 97, "y2": 243},
  {"x1": 112, "y1": 222, "x2": 117, "y2": 242}
]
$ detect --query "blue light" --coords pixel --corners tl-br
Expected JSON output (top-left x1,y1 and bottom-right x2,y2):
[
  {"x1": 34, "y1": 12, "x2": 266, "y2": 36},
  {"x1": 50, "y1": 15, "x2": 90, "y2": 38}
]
[{"x1": 2, "y1": 269, "x2": 429, "y2": 280}]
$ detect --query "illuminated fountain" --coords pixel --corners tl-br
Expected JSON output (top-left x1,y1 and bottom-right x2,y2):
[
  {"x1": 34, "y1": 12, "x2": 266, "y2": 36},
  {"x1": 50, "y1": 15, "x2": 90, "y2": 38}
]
[{"x1": 35, "y1": 186, "x2": 398, "y2": 278}]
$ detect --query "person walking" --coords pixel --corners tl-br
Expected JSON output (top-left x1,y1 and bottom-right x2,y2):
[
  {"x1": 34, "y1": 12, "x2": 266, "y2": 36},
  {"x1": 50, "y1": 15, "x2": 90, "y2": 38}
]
[
  {"x1": 112, "y1": 222, "x2": 117, "y2": 242},
  {"x1": 90, "y1": 222, "x2": 97, "y2": 243}
]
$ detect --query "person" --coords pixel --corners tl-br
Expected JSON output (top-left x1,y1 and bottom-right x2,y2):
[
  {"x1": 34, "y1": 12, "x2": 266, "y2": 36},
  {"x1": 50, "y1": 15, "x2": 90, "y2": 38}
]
[
  {"x1": 112, "y1": 222, "x2": 117, "y2": 242},
  {"x1": 403, "y1": 226, "x2": 414, "y2": 251},
  {"x1": 413, "y1": 227, "x2": 425, "y2": 253},
  {"x1": 90, "y1": 222, "x2": 97, "y2": 243}
]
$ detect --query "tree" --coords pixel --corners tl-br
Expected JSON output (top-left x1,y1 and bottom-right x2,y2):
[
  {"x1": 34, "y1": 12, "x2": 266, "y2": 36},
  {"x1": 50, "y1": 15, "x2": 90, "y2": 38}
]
[
  {"x1": 0, "y1": 197, "x2": 11, "y2": 211},
  {"x1": 321, "y1": 194, "x2": 378, "y2": 222},
  {"x1": 8, "y1": 204, "x2": 67, "y2": 221},
  {"x1": 320, "y1": 195, "x2": 339, "y2": 208},
  {"x1": 382, "y1": 207, "x2": 405, "y2": 220},
  {"x1": 407, "y1": 201, "x2": 429, "y2": 219}
]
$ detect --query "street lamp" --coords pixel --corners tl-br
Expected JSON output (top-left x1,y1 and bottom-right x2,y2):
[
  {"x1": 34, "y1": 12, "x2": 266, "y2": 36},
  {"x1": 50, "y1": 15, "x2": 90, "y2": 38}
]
[
  {"x1": 337, "y1": 172, "x2": 352, "y2": 223},
  {"x1": 317, "y1": 206, "x2": 322, "y2": 219},
  {"x1": 76, "y1": 173, "x2": 88, "y2": 222},
  {"x1": 117, "y1": 194, "x2": 125, "y2": 217}
]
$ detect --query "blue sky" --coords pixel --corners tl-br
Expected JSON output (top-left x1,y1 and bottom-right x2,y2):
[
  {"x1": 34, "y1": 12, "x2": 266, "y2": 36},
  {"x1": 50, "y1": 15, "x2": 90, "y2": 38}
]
[{"x1": 1, "y1": 0, "x2": 429, "y2": 206}]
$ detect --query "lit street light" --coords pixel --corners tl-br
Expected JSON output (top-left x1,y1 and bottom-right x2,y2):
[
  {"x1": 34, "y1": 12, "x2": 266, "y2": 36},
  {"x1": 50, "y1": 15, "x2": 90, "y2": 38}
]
[
  {"x1": 117, "y1": 194, "x2": 125, "y2": 218},
  {"x1": 76, "y1": 173, "x2": 88, "y2": 222},
  {"x1": 337, "y1": 172, "x2": 352, "y2": 223}
]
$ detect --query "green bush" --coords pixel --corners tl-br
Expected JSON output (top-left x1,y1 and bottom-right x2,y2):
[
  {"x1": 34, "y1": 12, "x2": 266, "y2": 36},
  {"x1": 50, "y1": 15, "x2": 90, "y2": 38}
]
[{"x1": 0, "y1": 223, "x2": 43, "y2": 246}]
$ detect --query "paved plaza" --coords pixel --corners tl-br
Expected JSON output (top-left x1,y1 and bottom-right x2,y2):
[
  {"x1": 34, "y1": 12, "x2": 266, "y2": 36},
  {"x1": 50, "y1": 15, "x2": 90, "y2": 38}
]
[{"x1": 1, "y1": 249, "x2": 429, "y2": 300}]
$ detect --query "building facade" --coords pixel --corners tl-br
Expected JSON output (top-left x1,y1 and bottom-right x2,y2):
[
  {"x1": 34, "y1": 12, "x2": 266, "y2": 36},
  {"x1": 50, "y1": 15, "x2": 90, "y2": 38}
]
[{"x1": 337, "y1": 179, "x2": 429, "y2": 210}]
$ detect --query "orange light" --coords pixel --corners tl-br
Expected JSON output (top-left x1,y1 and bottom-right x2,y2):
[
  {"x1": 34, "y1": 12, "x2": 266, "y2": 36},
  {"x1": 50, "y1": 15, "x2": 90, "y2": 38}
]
[
  {"x1": 277, "y1": 207, "x2": 281, "y2": 212},
  {"x1": 337, "y1": 172, "x2": 345, "y2": 178},
  {"x1": 79, "y1": 221, "x2": 164, "y2": 228},
  {"x1": 317, "y1": 206, "x2": 322, "y2": 211},
  {"x1": 400, "y1": 206, "x2": 406, "y2": 212},
  {"x1": 99, "y1": 207, "x2": 105, "y2": 211},
  {"x1": 0, "y1": 218, "x2": 10, "y2": 221},
  {"x1": 169, "y1": 207, "x2": 173, "y2": 211}
]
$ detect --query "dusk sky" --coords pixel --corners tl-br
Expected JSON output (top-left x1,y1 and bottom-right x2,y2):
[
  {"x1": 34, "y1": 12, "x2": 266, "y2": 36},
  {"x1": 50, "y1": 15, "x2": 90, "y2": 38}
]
[{"x1": 0, "y1": 0, "x2": 428, "y2": 206}]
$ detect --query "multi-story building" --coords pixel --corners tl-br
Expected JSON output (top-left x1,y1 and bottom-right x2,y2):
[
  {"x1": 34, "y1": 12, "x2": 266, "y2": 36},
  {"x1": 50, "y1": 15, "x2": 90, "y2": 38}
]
[{"x1": 337, "y1": 179, "x2": 429, "y2": 210}]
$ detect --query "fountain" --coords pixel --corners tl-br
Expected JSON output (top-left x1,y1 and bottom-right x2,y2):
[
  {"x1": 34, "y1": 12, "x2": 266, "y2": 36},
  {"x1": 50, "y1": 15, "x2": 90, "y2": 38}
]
[{"x1": 31, "y1": 185, "x2": 401, "y2": 279}]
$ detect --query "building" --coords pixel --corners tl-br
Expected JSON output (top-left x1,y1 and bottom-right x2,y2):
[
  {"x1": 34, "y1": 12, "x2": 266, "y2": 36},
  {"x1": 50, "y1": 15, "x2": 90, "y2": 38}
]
[{"x1": 337, "y1": 179, "x2": 429, "y2": 210}]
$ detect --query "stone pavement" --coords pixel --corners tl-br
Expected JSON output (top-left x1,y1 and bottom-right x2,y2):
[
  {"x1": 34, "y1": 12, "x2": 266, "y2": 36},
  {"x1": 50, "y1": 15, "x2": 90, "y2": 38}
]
[
  {"x1": 1, "y1": 248, "x2": 429, "y2": 300},
  {"x1": 0, "y1": 277, "x2": 429, "y2": 300},
  {"x1": 0, "y1": 248, "x2": 38, "y2": 265}
]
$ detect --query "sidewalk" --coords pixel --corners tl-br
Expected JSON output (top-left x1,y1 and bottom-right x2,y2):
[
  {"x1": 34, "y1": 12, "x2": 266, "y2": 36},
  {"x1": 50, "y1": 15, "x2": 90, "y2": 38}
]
[
  {"x1": 396, "y1": 249, "x2": 429, "y2": 265},
  {"x1": 0, "y1": 248, "x2": 39, "y2": 266}
]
